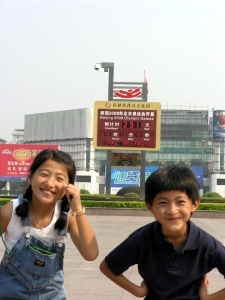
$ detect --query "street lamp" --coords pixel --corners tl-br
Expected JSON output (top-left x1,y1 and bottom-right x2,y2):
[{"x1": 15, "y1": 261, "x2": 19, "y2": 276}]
[{"x1": 94, "y1": 62, "x2": 114, "y2": 199}]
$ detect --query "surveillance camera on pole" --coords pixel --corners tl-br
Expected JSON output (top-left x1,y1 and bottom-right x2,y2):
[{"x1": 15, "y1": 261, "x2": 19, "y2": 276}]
[{"x1": 94, "y1": 63, "x2": 101, "y2": 71}]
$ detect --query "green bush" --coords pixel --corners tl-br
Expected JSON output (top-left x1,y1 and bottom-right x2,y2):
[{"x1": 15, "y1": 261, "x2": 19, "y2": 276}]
[
  {"x1": 203, "y1": 192, "x2": 222, "y2": 198},
  {"x1": 124, "y1": 192, "x2": 140, "y2": 198},
  {"x1": 198, "y1": 203, "x2": 225, "y2": 211},
  {"x1": 0, "y1": 199, "x2": 11, "y2": 206},
  {"x1": 80, "y1": 194, "x2": 124, "y2": 201},
  {"x1": 81, "y1": 200, "x2": 145, "y2": 208},
  {"x1": 1, "y1": 196, "x2": 225, "y2": 211},
  {"x1": 117, "y1": 186, "x2": 140, "y2": 196},
  {"x1": 80, "y1": 200, "x2": 225, "y2": 211},
  {"x1": 200, "y1": 197, "x2": 225, "y2": 203},
  {"x1": 80, "y1": 189, "x2": 90, "y2": 194}
]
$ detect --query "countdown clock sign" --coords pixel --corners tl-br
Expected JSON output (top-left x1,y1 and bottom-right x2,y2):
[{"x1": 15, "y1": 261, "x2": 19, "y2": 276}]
[{"x1": 93, "y1": 101, "x2": 161, "y2": 150}]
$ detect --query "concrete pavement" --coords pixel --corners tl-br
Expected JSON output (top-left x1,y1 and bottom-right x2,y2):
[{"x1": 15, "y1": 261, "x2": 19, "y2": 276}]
[{"x1": 1, "y1": 214, "x2": 225, "y2": 299}]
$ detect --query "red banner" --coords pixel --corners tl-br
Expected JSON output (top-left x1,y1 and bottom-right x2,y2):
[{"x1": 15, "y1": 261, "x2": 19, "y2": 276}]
[{"x1": 0, "y1": 144, "x2": 59, "y2": 181}]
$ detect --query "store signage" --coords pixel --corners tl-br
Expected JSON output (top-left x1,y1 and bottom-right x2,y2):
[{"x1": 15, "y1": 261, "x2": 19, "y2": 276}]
[{"x1": 0, "y1": 144, "x2": 59, "y2": 181}]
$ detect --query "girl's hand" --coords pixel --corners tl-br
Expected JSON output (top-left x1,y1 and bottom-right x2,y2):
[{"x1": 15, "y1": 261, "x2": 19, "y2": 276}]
[
  {"x1": 64, "y1": 184, "x2": 82, "y2": 211},
  {"x1": 198, "y1": 274, "x2": 210, "y2": 300}
]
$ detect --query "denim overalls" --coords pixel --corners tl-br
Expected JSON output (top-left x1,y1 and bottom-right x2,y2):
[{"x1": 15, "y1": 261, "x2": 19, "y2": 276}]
[{"x1": 0, "y1": 195, "x2": 68, "y2": 300}]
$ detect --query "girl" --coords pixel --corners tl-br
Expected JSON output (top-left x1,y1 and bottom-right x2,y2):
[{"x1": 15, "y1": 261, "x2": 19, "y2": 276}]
[{"x1": 0, "y1": 149, "x2": 99, "y2": 299}]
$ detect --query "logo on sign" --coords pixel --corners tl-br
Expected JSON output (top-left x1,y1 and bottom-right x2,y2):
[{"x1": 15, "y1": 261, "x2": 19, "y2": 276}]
[
  {"x1": 2, "y1": 149, "x2": 12, "y2": 155},
  {"x1": 114, "y1": 88, "x2": 142, "y2": 98}
]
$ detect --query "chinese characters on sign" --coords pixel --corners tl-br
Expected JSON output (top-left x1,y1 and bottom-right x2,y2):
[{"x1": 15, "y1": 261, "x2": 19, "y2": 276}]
[
  {"x1": 93, "y1": 101, "x2": 161, "y2": 150},
  {"x1": 0, "y1": 144, "x2": 59, "y2": 181},
  {"x1": 98, "y1": 109, "x2": 156, "y2": 147}
]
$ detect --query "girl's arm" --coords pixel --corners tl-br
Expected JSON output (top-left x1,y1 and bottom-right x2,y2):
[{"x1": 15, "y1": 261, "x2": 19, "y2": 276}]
[
  {"x1": 0, "y1": 202, "x2": 13, "y2": 234},
  {"x1": 99, "y1": 259, "x2": 149, "y2": 298},
  {"x1": 65, "y1": 184, "x2": 98, "y2": 261}
]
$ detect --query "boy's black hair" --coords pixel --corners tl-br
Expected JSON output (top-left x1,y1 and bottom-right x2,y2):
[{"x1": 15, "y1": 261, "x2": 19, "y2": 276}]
[
  {"x1": 145, "y1": 164, "x2": 200, "y2": 205},
  {"x1": 16, "y1": 149, "x2": 76, "y2": 230}
]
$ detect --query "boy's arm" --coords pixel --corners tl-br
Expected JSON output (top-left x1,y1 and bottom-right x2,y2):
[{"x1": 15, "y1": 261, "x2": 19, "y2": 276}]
[
  {"x1": 99, "y1": 259, "x2": 149, "y2": 298},
  {"x1": 199, "y1": 274, "x2": 225, "y2": 300}
]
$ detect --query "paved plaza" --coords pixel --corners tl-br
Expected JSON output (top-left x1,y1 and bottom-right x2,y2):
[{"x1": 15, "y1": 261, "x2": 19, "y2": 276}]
[{"x1": 1, "y1": 214, "x2": 225, "y2": 299}]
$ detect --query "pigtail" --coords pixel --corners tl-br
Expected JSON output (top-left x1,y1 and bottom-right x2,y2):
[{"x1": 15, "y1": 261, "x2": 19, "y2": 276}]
[
  {"x1": 54, "y1": 195, "x2": 70, "y2": 230},
  {"x1": 15, "y1": 185, "x2": 32, "y2": 218},
  {"x1": 15, "y1": 181, "x2": 32, "y2": 218}
]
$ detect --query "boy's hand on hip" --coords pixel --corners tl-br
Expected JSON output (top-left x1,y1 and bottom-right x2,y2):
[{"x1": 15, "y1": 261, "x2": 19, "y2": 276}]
[
  {"x1": 135, "y1": 281, "x2": 149, "y2": 298},
  {"x1": 198, "y1": 274, "x2": 209, "y2": 300}
]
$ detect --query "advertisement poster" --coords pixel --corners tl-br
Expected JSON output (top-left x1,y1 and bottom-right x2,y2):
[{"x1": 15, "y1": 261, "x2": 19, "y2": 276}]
[
  {"x1": 110, "y1": 166, "x2": 158, "y2": 194},
  {"x1": 0, "y1": 144, "x2": 59, "y2": 181},
  {"x1": 110, "y1": 166, "x2": 203, "y2": 194},
  {"x1": 213, "y1": 110, "x2": 225, "y2": 140}
]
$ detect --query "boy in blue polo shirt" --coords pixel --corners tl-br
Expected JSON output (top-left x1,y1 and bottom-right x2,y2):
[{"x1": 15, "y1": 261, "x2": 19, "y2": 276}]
[{"x1": 100, "y1": 165, "x2": 225, "y2": 299}]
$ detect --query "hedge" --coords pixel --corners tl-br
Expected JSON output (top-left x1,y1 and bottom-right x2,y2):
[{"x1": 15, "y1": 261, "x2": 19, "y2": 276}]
[
  {"x1": 80, "y1": 201, "x2": 225, "y2": 211},
  {"x1": 1, "y1": 198, "x2": 225, "y2": 211}
]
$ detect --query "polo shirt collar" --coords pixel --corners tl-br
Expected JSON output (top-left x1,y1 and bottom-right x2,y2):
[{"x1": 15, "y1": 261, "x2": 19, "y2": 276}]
[{"x1": 152, "y1": 220, "x2": 200, "y2": 250}]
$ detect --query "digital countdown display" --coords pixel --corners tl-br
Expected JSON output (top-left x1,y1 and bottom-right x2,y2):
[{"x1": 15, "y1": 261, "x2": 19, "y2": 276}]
[
  {"x1": 93, "y1": 101, "x2": 161, "y2": 150},
  {"x1": 122, "y1": 121, "x2": 142, "y2": 128}
]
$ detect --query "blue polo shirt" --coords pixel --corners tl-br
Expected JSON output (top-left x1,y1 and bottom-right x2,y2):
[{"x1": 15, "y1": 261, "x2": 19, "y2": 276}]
[{"x1": 105, "y1": 220, "x2": 225, "y2": 300}]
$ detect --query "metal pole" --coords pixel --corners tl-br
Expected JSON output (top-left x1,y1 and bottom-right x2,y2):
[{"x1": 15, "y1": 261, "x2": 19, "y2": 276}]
[
  {"x1": 101, "y1": 62, "x2": 114, "y2": 199},
  {"x1": 140, "y1": 80, "x2": 148, "y2": 200}
]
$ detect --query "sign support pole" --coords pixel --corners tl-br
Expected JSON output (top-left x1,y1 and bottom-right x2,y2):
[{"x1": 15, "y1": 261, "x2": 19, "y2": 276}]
[
  {"x1": 95, "y1": 63, "x2": 153, "y2": 200},
  {"x1": 101, "y1": 62, "x2": 114, "y2": 200},
  {"x1": 140, "y1": 80, "x2": 148, "y2": 200}
]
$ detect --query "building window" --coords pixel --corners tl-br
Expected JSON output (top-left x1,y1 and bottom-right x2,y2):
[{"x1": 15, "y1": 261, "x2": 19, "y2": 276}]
[
  {"x1": 217, "y1": 179, "x2": 225, "y2": 185},
  {"x1": 76, "y1": 176, "x2": 91, "y2": 182}
]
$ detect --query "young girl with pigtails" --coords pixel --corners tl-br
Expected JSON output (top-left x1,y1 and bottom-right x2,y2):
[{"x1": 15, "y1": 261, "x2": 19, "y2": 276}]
[{"x1": 0, "y1": 149, "x2": 99, "y2": 299}]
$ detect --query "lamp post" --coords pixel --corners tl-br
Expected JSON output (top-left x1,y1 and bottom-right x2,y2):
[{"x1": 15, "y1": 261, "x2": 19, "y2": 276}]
[{"x1": 95, "y1": 62, "x2": 114, "y2": 199}]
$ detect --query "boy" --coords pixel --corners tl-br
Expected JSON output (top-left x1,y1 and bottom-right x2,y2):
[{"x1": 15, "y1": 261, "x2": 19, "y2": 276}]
[{"x1": 100, "y1": 165, "x2": 225, "y2": 299}]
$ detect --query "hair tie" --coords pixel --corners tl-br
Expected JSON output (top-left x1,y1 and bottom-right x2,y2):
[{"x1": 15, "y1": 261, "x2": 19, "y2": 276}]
[{"x1": 62, "y1": 211, "x2": 68, "y2": 215}]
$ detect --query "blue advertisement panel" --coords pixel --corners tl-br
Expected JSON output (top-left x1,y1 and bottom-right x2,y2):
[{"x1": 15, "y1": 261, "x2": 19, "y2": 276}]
[
  {"x1": 190, "y1": 166, "x2": 203, "y2": 189},
  {"x1": 110, "y1": 166, "x2": 203, "y2": 193},
  {"x1": 213, "y1": 110, "x2": 225, "y2": 140},
  {"x1": 111, "y1": 166, "x2": 158, "y2": 188}
]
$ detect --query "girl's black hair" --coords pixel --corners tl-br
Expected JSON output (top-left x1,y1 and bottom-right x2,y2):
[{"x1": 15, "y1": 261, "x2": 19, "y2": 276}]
[
  {"x1": 16, "y1": 149, "x2": 76, "y2": 230},
  {"x1": 145, "y1": 164, "x2": 200, "y2": 205}
]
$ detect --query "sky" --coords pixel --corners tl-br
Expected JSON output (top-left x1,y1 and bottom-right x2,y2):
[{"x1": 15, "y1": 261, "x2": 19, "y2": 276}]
[{"x1": 0, "y1": 0, "x2": 225, "y2": 141}]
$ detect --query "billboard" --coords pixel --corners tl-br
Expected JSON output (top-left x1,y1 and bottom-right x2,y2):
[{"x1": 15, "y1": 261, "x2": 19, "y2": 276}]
[
  {"x1": 93, "y1": 101, "x2": 161, "y2": 151},
  {"x1": 213, "y1": 110, "x2": 225, "y2": 140},
  {"x1": 0, "y1": 144, "x2": 59, "y2": 181},
  {"x1": 110, "y1": 166, "x2": 158, "y2": 193},
  {"x1": 110, "y1": 166, "x2": 204, "y2": 194}
]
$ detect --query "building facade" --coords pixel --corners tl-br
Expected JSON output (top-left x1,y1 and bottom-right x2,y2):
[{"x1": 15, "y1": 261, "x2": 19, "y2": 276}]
[{"x1": 22, "y1": 106, "x2": 225, "y2": 196}]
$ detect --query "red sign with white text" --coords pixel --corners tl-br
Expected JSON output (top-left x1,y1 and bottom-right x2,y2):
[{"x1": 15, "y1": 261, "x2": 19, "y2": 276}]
[
  {"x1": 0, "y1": 144, "x2": 59, "y2": 181},
  {"x1": 97, "y1": 108, "x2": 157, "y2": 147}
]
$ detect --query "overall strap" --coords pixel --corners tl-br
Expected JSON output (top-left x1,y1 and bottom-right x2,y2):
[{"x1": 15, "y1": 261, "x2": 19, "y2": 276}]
[
  {"x1": 19, "y1": 195, "x2": 68, "y2": 237},
  {"x1": 18, "y1": 194, "x2": 31, "y2": 227},
  {"x1": 57, "y1": 228, "x2": 67, "y2": 237}
]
